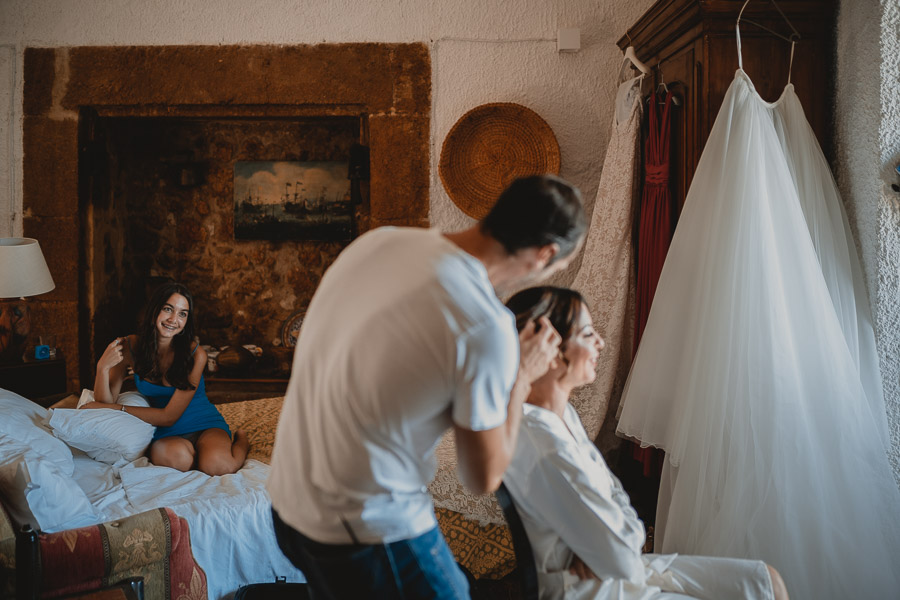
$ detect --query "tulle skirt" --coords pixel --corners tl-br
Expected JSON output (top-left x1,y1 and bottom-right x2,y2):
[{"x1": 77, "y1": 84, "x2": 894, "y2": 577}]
[{"x1": 616, "y1": 70, "x2": 900, "y2": 600}]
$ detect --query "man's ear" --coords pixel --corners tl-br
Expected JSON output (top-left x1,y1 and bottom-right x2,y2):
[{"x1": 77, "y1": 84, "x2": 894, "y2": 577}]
[{"x1": 537, "y1": 243, "x2": 560, "y2": 268}]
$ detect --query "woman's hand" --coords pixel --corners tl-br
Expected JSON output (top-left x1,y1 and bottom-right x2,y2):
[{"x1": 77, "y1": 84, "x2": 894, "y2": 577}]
[
  {"x1": 517, "y1": 316, "x2": 562, "y2": 383},
  {"x1": 93, "y1": 336, "x2": 130, "y2": 406},
  {"x1": 569, "y1": 554, "x2": 600, "y2": 581},
  {"x1": 97, "y1": 338, "x2": 125, "y2": 373},
  {"x1": 79, "y1": 401, "x2": 119, "y2": 410}
]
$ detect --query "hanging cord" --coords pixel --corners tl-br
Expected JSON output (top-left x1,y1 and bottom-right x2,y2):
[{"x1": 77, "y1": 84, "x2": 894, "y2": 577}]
[
  {"x1": 737, "y1": 0, "x2": 801, "y2": 44},
  {"x1": 737, "y1": 0, "x2": 800, "y2": 83},
  {"x1": 787, "y1": 40, "x2": 796, "y2": 84}
]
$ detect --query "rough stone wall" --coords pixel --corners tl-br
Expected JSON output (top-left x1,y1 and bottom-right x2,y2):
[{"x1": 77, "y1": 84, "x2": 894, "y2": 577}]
[
  {"x1": 97, "y1": 117, "x2": 356, "y2": 366},
  {"x1": 835, "y1": 0, "x2": 900, "y2": 482},
  {"x1": 19, "y1": 43, "x2": 430, "y2": 388}
]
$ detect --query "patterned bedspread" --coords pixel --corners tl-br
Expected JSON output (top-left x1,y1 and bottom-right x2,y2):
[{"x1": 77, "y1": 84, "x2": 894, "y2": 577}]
[
  {"x1": 218, "y1": 396, "x2": 516, "y2": 578},
  {"x1": 218, "y1": 396, "x2": 284, "y2": 464}
]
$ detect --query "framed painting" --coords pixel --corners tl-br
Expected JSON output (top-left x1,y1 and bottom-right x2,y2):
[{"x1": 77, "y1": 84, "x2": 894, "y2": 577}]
[{"x1": 234, "y1": 161, "x2": 353, "y2": 241}]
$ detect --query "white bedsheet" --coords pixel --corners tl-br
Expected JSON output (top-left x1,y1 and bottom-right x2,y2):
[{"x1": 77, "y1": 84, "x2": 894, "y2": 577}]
[
  {"x1": 73, "y1": 452, "x2": 131, "y2": 520},
  {"x1": 73, "y1": 455, "x2": 304, "y2": 599}
]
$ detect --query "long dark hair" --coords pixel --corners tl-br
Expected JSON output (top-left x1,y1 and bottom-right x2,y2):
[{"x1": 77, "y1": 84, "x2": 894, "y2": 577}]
[
  {"x1": 134, "y1": 282, "x2": 197, "y2": 390},
  {"x1": 505, "y1": 286, "x2": 587, "y2": 352}
]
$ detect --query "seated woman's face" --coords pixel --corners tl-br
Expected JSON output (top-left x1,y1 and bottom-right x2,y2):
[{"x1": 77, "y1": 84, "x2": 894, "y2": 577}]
[
  {"x1": 560, "y1": 304, "x2": 604, "y2": 388},
  {"x1": 157, "y1": 293, "x2": 190, "y2": 340}
]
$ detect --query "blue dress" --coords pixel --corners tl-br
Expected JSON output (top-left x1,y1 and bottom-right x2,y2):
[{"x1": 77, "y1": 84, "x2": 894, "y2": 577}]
[{"x1": 134, "y1": 373, "x2": 231, "y2": 441}]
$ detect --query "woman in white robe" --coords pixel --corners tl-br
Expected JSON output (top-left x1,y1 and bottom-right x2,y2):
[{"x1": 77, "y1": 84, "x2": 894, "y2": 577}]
[{"x1": 502, "y1": 287, "x2": 788, "y2": 600}]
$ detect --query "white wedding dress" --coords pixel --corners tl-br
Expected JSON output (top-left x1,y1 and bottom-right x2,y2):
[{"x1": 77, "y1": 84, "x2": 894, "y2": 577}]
[{"x1": 616, "y1": 25, "x2": 900, "y2": 600}]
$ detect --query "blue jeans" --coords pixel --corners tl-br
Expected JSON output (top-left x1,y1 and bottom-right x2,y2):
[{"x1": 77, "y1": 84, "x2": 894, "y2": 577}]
[{"x1": 272, "y1": 508, "x2": 469, "y2": 599}]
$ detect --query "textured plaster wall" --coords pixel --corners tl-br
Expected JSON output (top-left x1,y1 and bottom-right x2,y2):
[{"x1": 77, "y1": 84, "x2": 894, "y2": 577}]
[
  {"x1": 0, "y1": 0, "x2": 655, "y2": 241},
  {"x1": 835, "y1": 0, "x2": 900, "y2": 481}
]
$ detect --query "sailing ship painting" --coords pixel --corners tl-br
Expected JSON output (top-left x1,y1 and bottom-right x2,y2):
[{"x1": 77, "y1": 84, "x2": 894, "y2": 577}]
[{"x1": 234, "y1": 161, "x2": 353, "y2": 241}]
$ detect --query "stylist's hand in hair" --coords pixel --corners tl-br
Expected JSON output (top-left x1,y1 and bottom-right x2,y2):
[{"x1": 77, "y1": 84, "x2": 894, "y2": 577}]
[{"x1": 517, "y1": 316, "x2": 562, "y2": 383}]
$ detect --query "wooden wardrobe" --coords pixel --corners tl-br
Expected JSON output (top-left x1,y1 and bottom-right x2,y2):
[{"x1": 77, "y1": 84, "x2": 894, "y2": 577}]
[{"x1": 619, "y1": 0, "x2": 836, "y2": 212}]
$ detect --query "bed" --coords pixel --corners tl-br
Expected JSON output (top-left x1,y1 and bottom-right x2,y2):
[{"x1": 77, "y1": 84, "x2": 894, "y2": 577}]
[
  {"x1": 0, "y1": 389, "x2": 303, "y2": 600},
  {"x1": 0, "y1": 390, "x2": 516, "y2": 599}
]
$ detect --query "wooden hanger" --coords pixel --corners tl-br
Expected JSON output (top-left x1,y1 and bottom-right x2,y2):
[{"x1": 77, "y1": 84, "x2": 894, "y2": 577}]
[{"x1": 737, "y1": 0, "x2": 801, "y2": 43}]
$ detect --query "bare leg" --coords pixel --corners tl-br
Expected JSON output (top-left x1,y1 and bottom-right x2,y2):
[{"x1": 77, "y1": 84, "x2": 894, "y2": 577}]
[
  {"x1": 150, "y1": 437, "x2": 196, "y2": 472},
  {"x1": 195, "y1": 428, "x2": 249, "y2": 476}
]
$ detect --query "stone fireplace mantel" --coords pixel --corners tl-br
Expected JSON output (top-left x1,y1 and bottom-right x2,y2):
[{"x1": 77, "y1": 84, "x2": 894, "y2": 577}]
[{"x1": 23, "y1": 43, "x2": 431, "y2": 388}]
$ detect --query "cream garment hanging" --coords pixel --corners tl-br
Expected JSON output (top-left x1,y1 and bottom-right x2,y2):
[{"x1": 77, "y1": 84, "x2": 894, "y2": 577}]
[
  {"x1": 570, "y1": 59, "x2": 642, "y2": 451},
  {"x1": 616, "y1": 24, "x2": 900, "y2": 600}
]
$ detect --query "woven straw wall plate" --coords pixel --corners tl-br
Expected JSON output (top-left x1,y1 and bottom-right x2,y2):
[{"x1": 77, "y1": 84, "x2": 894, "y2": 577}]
[{"x1": 439, "y1": 103, "x2": 561, "y2": 220}]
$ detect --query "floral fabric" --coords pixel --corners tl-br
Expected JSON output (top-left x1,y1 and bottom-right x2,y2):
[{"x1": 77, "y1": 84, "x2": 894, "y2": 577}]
[{"x1": 0, "y1": 505, "x2": 206, "y2": 600}]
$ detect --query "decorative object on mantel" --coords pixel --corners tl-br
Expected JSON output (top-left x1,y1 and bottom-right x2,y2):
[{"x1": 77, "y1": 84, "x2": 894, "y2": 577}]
[
  {"x1": 439, "y1": 103, "x2": 561, "y2": 220},
  {"x1": 203, "y1": 345, "x2": 221, "y2": 373},
  {"x1": 234, "y1": 161, "x2": 354, "y2": 241},
  {"x1": 281, "y1": 308, "x2": 308, "y2": 348},
  {"x1": 215, "y1": 345, "x2": 256, "y2": 374},
  {"x1": 0, "y1": 238, "x2": 56, "y2": 363}
]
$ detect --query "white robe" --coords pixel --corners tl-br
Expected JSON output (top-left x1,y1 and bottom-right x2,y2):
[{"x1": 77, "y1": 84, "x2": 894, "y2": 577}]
[{"x1": 503, "y1": 403, "x2": 774, "y2": 600}]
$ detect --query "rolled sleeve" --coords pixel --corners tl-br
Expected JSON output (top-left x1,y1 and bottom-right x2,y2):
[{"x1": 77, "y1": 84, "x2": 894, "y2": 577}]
[{"x1": 452, "y1": 320, "x2": 519, "y2": 431}]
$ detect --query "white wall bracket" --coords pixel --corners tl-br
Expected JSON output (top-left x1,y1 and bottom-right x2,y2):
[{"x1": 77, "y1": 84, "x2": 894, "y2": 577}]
[{"x1": 558, "y1": 28, "x2": 580, "y2": 53}]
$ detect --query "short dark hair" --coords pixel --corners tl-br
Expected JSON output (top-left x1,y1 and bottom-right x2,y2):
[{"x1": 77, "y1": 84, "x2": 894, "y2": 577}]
[
  {"x1": 505, "y1": 286, "x2": 587, "y2": 350},
  {"x1": 480, "y1": 175, "x2": 586, "y2": 263}
]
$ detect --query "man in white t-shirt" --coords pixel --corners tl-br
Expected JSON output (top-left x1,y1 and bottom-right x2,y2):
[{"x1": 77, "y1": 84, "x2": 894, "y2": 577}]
[{"x1": 267, "y1": 175, "x2": 587, "y2": 599}]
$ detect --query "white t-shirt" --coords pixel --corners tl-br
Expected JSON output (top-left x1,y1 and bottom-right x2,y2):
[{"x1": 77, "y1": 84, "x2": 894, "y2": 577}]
[{"x1": 268, "y1": 227, "x2": 519, "y2": 544}]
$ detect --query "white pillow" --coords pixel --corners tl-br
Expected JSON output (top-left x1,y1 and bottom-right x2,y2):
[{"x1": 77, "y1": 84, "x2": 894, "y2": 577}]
[
  {"x1": 75, "y1": 389, "x2": 150, "y2": 410},
  {"x1": 0, "y1": 452, "x2": 99, "y2": 532},
  {"x1": 0, "y1": 387, "x2": 74, "y2": 475},
  {"x1": 48, "y1": 392, "x2": 156, "y2": 466}
]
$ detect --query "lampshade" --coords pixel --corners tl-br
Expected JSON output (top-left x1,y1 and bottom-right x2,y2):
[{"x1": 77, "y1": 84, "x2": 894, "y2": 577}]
[{"x1": 0, "y1": 238, "x2": 56, "y2": 298}]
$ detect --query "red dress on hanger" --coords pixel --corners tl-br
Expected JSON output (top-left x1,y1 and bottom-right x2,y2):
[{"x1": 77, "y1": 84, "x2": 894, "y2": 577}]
[{"x1": 632, "y1": 90, "x2": 674, "y2": 476}]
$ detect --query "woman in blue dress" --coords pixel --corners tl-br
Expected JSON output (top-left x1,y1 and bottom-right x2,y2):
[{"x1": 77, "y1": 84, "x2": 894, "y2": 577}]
[{"x1": 83, "y1": 282, "x2": 248, "y2": 475}]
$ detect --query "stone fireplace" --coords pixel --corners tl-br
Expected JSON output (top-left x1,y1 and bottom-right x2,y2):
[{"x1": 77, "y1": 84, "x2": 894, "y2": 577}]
[{"x1": 23, "y1": 44, "x2": 430, "y2": 389}]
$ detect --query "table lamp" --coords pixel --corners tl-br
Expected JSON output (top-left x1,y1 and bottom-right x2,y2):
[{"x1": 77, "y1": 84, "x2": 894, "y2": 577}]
[{"x1": 0, "y1": 238, "x2": 55, "y2": 362}]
